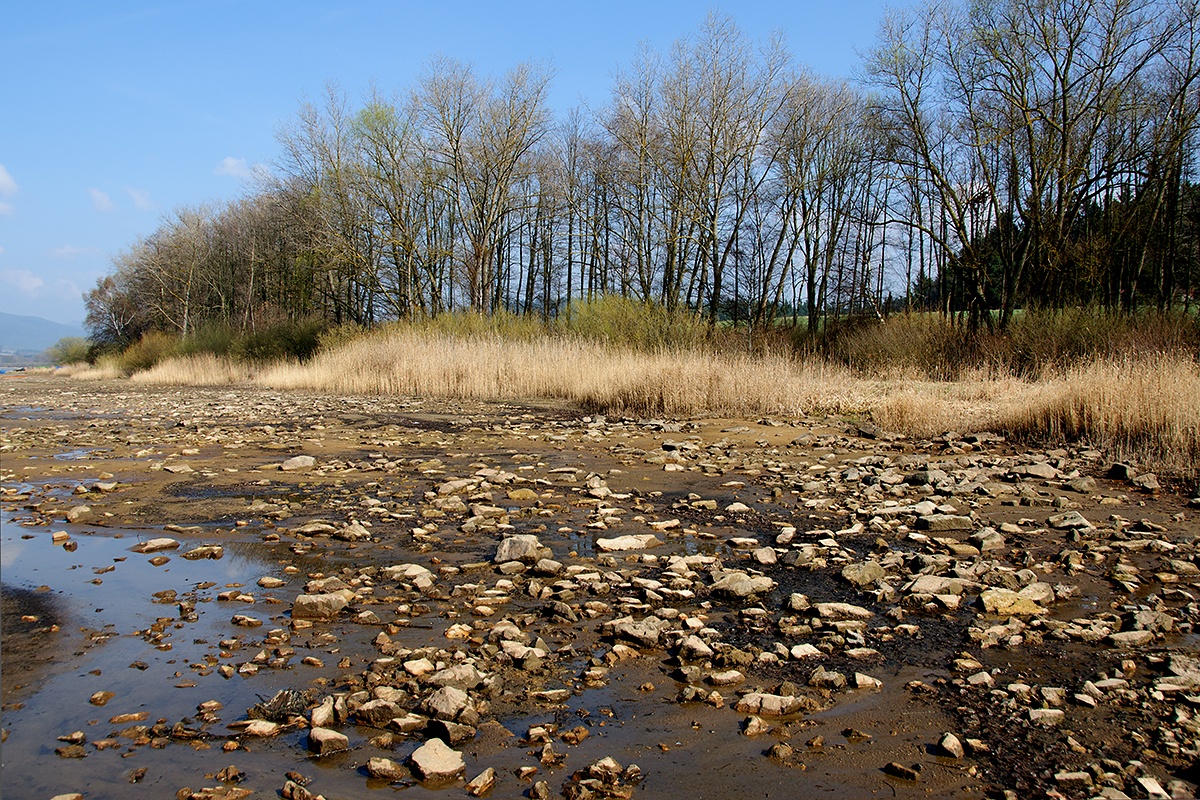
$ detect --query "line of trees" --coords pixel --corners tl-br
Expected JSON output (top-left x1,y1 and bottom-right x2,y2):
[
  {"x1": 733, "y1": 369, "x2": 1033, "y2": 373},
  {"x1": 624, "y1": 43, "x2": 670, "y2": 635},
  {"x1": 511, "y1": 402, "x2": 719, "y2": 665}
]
[{"x1": 86, "y1": 1, "x2": 1200, "y2": 347}]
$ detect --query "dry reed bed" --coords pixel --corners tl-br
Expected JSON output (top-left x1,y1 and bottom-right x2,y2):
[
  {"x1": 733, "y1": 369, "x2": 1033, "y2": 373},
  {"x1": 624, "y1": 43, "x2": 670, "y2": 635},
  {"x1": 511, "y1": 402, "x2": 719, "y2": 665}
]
[
  {"x1": 258, "y1": 330, "x2": 882, "y2": 418},
  {"x1": 114, "y1": 328, "x2": 1200, "y2": 483}
]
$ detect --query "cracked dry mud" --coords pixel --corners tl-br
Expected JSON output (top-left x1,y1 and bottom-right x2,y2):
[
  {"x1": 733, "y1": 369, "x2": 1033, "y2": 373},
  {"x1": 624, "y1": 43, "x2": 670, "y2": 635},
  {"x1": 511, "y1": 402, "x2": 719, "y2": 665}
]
[{"x1": 3, "y1": 376, "x2": 1200, "y2": 800}]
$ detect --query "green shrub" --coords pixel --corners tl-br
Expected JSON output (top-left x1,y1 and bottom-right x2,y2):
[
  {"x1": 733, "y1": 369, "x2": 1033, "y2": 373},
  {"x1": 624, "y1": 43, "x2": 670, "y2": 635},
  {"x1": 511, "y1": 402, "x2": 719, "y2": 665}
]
[
  {"x1": 317, "y1": 322, "x2": 368, "y2": 354},
  {"x1": 820, "y1": 308, "x2": 1200, "y2": 380},
  {"x1": 234, "y1": 317, "x2": 326, "y2": 362},
  {"x1": 46, "y1": 336, "x2": 91, "y2": 365},
  {"x1": 417, "y1": 309, "x2": 546, "y2": 341},
  {"x1": 119, "y1": 331, "x2": 181, "y2": 374},
  {"x1": 177, "y1": 321, "x2": 237, "y2": 358},
  {"x1": 558, "y1": 296, "x2": 709, "y2": 351}
]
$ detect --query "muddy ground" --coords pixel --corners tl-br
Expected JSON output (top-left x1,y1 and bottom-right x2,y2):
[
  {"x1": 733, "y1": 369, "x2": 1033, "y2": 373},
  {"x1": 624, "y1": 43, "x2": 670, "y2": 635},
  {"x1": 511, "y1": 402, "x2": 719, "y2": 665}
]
[{"x1": 2, "y1": 375, "x2": 1199, "y2": 800}]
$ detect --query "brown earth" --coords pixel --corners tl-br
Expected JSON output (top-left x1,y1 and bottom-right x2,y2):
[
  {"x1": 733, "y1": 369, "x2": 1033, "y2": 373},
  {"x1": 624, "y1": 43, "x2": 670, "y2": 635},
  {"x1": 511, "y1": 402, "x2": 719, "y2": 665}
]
[{"x1": 2, "y1": 375, "x2": 1198, "y2": 799}]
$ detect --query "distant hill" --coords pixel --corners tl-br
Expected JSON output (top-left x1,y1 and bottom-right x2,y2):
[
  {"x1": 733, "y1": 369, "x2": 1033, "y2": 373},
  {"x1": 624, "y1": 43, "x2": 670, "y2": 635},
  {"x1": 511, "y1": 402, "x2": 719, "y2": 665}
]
[{"x1": 0, "y1": 311, "x2": 87, "y2": 354}]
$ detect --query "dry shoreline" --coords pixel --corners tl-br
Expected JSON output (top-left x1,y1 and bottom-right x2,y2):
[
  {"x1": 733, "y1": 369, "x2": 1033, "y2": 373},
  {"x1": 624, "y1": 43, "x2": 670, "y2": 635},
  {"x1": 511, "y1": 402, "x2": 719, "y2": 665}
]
[{"x1": 2, "y1": 375, "x2": 1199, "y2": 799}]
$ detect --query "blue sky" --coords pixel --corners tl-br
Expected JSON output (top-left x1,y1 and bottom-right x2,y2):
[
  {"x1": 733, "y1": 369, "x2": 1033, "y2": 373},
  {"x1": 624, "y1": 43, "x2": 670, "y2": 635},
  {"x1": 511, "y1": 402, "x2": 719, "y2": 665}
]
[{"x1": 0, "y1": 0, "x2": 904, "y2": 327}]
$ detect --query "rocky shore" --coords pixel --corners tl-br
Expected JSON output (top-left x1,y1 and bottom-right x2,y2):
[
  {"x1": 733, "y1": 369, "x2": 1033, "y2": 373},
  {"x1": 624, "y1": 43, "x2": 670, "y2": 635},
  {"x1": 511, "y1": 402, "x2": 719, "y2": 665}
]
[{"x1": 3, "y1": 376, "x2": 1198, "y2": 799}]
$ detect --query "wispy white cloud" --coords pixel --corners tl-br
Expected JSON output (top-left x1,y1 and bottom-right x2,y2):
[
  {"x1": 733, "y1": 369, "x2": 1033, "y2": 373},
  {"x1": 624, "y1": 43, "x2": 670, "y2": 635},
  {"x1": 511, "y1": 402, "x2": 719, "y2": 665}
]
[
  {"x1": 51, "y1": 244, "x2": 99, "y2": 259},
  {"x1": 89, "y1": 187, "x2": 114, "y2": 212},
  {"x1": 56, "y1": 278, "x2": 82, "y2": 299},
  {"x1": 0, "y1": 268, "x2": 45, "y2": 294},
  {"x1": 0, "y1": 164, "x2": 17, "y2": 214},
  {"x1": 0, "y1": 163, "x2": 16, "y2": 196},
  {"x1": 215, "y1": 156, "x2": 251, "y2": 178},
  {"x1": 126, "y1": 186, "x2": 153, "y2": 211},
  {"x1": 0, "y1": 245, "x2": 6, "y2": 256}
]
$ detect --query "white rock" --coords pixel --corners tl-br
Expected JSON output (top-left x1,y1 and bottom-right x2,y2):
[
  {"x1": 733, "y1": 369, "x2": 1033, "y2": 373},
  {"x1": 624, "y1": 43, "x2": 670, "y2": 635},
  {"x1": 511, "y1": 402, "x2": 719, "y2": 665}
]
[
  {"x1": 280, "y1": 455, "x2": 316, "y2": 471},
  {"x1": 133, "y1": 537, "x2": 179, "y2": 553},
  {"x1": 409, "y1": 737, "x2": 465, "y2": 780},
  {"x1": 596, "y1": 534, "x2": 662, "y2": 552}
]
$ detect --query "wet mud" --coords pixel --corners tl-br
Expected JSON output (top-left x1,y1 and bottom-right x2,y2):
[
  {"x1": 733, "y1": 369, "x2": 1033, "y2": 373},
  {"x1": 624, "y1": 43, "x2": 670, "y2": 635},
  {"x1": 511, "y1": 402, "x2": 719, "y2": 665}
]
[{"x1": 2, "y1": 376, "x2": 1198, "y2": 799}]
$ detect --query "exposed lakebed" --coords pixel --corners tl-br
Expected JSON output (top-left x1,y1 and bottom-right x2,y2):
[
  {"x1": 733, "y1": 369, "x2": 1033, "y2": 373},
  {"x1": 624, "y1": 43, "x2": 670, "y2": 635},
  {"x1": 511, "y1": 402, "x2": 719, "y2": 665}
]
[{"x1": 3, "y1": 376, "x2": 1199, "y2": 799}]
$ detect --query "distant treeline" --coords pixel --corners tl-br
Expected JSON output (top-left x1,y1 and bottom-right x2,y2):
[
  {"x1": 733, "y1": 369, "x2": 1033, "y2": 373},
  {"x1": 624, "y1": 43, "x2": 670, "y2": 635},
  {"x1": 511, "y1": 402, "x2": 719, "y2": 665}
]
[{"x1": 86, "y1": 1, "x2": 1200, "y2": 347}]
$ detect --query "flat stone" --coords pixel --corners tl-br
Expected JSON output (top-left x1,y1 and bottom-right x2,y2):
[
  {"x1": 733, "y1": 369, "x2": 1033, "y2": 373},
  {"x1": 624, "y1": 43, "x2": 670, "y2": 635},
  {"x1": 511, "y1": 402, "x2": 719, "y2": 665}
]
[
  {"x1": 734, "y1": 692, "x2": 808, "y2": 716},
  {"x1": 242, "y1": 719, "x2": 281, "y2": 737},
  {"x1": 680, "y1": 634, "x2": 714, "y2": 660},
  {"x1": 1023, "y1": 462, "x2": 1059, "y2": 479},
  {"x1": 308, "y1": 727, "x2": 349, "y2": 755},
  {"x1": 917, "y1": 514, "x2": 973, "y2": 532},
  {"x1": 1055, "y1": 771, "x2": 1092, "y2": 787},
  {"x1": 133, "y1": 537, "x2": 179, "y2": 553},
  {"x1": 181, "y1": 545, "x2": 224, "y2": 560},
  {"x1": 367, "y1": 756, "x2": 408, "y2": 780},
  {"x1": 292, "y1": 592, "x2": 349, "y2": 620},
  {"x1": 979, "y1": 588, "x2": 1045, "y2": 616},
  {"x1": 494, "y1": 535, "x2": 547, "y2": 564},
  {"x1": 425, "y1": 686, "x2": 470, "y2": 720},
  {"x1": 280, "y1": 455, "x2": 316, "y2": 471},
  {"x1": 841, "y1": 561, "x2": 885, "y2": 587},
  {"x1": 905, "y1": 575, "x2": 965, "y2": 595},
  {"x1": 790, "y1": 644, "x2": 822, "y2": 659},
  {"x1": 609, "y1": 616, "x2": 665, "y2": 648},
  {"x1": 710, "y1": 571, "x2": 775, "y2": 598},
  {"x1": 1109, "y1": 630, "x2": 1155, "y2": 647},
  {"x1": 408, "y1": 737, "x2": 465, "y2": 781},
  {"x1": 1048, "y1": 510, "x2": 1093, "y2": 530},
  {"x1": 813, "y1": 602, "x2": 873, "y2": 621},
  {"x1": 595, "y1": 534, "x2": 662, "y2": 552},
  {"x1": 355, "y1": 699, "x2": 402, "y2": 726},
  {"x1": 1132, "y1": 473, "x2": 1160, "y2": 493},
  {"x1": 465, "y1": 767, "x2": 496, "y2": 796},
  {"x1": 884, "y1": 762, "x2": 920, "y2": 780},
  {"x1": 1028, "y1": 708, "x2": 1064, "y2": 726},
  {"x1": 429, "y1": 663, "x2": 484, "y2": 690}
]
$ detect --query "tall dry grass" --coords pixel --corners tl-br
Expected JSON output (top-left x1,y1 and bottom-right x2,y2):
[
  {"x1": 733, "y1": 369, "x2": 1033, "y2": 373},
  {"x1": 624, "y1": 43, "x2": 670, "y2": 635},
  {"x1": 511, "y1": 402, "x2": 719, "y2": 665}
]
[
  {"x1": 60, "y1": 311, "x2": 1200, "y2": 485},
  {"x1": 994, "y1": 352, "x2": 1200, "y2": 480},
  {"x1": 258, "y1": 327, "x2": 881, "y2": 419},
  {"x1": 55, "y1": 359, "x2": 124, "y2": 381},
  {"x1": 131, "y1": 354, "x2": 255, "y2": 386}
]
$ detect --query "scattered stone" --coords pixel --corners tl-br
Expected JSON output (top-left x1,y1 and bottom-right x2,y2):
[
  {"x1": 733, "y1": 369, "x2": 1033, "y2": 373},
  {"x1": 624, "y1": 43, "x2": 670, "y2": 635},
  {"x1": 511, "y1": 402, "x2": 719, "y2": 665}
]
[
  {"x1": 465, "y1": 767, "x2": 496, "y2": 796},
  {"x1": 292, "y1": 593, "x2": 349, "y2": 620},
  {"x1": 709, "y1": 571, "x2": 775, "y2": 598},
  {"x1": 883, "y1": 762, "x2": 920, "y2": 780},
  {"x1": 916, "y1": 514, "x2": 973, "y2": 532},
  {"x1": 408, "y1": 737, "x2": 465, "y2": 781},
  {"x1": 938, "y1": 732, "x2": 964, "y2": 758},
  {"x1": 280, "y1": 455, "x2": 316, "y2": 471},
  {"x1": 133, "y1": 537, "x2": 179, "y2": 553},
  {"x1": 494, "y1": 535, "x2": 548, "y2": 564},
  {"x1": 841, "y1": 561, "x2": 885, "y2": 588},
  {"x1": 367, "y1": 757, "x2": 408, "y2": 781},
  {"x1": 308, "y1": 727, "x2": 349, "y2": 756},
  {"x1": 979, "y1": 588, "x2": 1045, "y2": 616},
  {"x1": 596, "y1": 534, "x2": 662, "y2": 552},
  {"x1": 1048, "y1": 511, "x2": 1093, "y2": 530}
]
